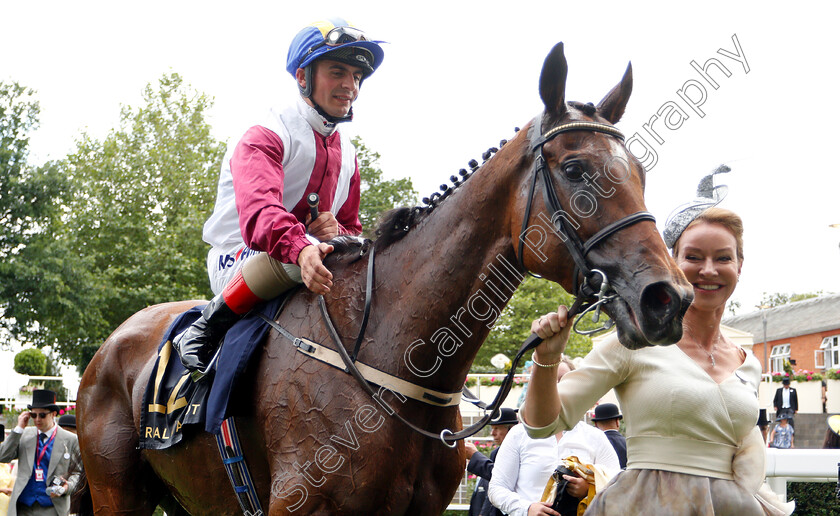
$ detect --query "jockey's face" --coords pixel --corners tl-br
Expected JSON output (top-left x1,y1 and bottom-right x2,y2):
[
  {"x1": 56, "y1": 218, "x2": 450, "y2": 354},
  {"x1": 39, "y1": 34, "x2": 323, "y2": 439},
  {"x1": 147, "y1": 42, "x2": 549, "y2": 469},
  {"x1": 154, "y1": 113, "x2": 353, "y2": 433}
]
[{"x1": 300, "y1": 59, "x2": 363, "y2": 118}]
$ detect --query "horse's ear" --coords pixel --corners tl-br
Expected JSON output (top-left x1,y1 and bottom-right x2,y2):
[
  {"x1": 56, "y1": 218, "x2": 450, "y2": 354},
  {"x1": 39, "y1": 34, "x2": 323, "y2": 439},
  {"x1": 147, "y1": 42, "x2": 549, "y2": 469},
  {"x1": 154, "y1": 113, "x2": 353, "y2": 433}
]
[
  {"x1": 597, "y1": 62, "x2": 633, "y2": 124},
  {"x1": 539, "y1": 42, "x2": 568, "y2": 119}
]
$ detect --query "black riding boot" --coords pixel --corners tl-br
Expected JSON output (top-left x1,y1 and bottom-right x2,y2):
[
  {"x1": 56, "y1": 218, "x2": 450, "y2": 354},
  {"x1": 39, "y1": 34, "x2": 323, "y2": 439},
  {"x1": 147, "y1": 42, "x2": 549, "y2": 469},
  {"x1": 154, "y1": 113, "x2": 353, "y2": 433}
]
[{"x1": 172, "y1": 293, "x2": 241, "y2": 380}]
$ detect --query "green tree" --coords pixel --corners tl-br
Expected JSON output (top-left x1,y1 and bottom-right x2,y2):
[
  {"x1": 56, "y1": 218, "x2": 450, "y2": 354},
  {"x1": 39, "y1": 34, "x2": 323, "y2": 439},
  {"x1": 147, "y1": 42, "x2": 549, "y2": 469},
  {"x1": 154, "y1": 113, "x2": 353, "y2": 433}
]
[
  {"x1": 353, "y1": 136, "x2": 417, "y2": 237},
  {"x1": 0, "y1": 82, "x2": 66, "y2": 259},
  {"x1": 13, "y1": 347, "x2": 46, "y2": 376},
  {"x1": 473, "y1": 276, "x2": 604, "y2": 371},
  {"x1": 0, "y1": 82, "x2": 69, "y2": 353},
  {"x1": 1, "y1": 73, "x2": 225, "y2": 368}
]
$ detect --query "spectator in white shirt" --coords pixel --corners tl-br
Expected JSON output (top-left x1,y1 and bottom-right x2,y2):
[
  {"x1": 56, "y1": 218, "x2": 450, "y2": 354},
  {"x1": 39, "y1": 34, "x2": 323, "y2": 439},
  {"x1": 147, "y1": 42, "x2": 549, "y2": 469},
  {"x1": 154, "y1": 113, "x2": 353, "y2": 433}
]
[{"x1": 488, "y1": 357, "x2": 619, "y2": 516}]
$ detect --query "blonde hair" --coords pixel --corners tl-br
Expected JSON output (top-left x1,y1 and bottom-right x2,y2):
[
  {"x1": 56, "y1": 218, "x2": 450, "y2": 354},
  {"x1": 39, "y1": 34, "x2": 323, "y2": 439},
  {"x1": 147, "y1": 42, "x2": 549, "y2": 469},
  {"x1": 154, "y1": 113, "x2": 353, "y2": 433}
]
[{"x1": 673, "y1": 207, "x2": 744, "y2": 262}]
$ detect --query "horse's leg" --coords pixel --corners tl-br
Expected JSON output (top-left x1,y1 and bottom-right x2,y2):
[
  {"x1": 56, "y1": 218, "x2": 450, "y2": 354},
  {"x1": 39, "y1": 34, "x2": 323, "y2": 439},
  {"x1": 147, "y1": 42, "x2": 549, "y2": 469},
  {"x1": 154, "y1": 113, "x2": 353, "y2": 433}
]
[{"x1": 80, "y1": 362, "x2": 164, "y2": 514}]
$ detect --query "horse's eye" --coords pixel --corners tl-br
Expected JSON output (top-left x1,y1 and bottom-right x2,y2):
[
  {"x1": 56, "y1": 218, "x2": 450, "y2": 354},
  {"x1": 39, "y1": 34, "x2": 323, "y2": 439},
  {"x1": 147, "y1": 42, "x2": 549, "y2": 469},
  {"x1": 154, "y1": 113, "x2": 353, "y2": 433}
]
[{"x1": 562, "y1": 161, "x2": 585, "y2": 181}]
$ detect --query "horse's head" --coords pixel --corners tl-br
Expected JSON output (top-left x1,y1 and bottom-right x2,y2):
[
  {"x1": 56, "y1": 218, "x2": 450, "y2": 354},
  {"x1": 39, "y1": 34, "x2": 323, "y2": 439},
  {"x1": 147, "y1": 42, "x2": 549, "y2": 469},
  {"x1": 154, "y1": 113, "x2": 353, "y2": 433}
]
[{"x1": 513, "y1": 42, "x2": 693, "y2": 349}]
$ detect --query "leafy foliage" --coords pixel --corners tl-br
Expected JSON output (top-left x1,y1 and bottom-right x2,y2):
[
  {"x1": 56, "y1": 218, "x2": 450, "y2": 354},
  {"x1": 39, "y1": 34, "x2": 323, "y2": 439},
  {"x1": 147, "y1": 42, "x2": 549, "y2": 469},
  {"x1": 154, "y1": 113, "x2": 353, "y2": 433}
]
[
  {"x1": 13, "y1": 347, "x2": 46, "y2": 376},
  {"x1": 353, "y1": 136, "x2": 417, "y2": 237},
  {"x1": 0, "y1": 82, "x2": 67, "y2": 260},
  {"x1": 0, "y1": 73, "x2": 225, "y2": 369},
  {"x1": 787, "y1": 482, "x2": 837, "y2": 515},
  {"x1": 0, "y1": 82, "x2": 69, "y2": 355}
]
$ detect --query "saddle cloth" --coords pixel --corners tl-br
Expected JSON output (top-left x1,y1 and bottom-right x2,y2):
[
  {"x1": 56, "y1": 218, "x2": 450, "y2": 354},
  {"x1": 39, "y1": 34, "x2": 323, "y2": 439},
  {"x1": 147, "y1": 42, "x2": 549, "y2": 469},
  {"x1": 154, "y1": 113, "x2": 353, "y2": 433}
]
[{"x1": 139, "y1": 297, "x2": 282, "y2": 450}]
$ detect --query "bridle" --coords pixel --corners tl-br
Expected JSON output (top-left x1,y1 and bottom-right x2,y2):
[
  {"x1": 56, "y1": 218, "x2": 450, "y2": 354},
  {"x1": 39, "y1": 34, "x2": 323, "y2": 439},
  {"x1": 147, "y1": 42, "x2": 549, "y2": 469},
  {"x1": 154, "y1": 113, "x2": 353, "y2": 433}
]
[{"x1": 518, "y1": 115, "x2": 656, "y2": 330}]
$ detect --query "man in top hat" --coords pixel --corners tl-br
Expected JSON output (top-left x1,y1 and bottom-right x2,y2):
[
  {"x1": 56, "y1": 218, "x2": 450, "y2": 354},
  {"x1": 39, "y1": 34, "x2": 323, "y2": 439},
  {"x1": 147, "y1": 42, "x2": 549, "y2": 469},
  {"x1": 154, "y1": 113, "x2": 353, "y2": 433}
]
[
  {"x1": 464, "y1": 407, "x2": 518, "y2": 516},
  {"x1": 0, "y1": 389, "x2": 81, "y2": 516},
  {"x1": 590, "y1": 403, "x2": 627, "y2": 469},
  {"x1": 773, "y1": 377, "x2": 798, "y2": 428}
]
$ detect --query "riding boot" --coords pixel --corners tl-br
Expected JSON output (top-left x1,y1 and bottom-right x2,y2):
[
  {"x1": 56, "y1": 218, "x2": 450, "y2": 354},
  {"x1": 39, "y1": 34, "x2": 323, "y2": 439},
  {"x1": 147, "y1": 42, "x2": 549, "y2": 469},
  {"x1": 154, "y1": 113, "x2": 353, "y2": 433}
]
[{"x1": 173, "y1": 270, "x2": 262, "y2": 380}]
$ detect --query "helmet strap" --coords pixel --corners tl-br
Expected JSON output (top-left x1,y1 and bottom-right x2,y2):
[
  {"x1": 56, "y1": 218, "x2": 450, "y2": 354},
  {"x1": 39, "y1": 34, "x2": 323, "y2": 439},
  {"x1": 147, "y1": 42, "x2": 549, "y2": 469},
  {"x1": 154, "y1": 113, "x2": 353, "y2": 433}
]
[{"x1": 312, "y1": 103, "x2": 353, "y2": 125}]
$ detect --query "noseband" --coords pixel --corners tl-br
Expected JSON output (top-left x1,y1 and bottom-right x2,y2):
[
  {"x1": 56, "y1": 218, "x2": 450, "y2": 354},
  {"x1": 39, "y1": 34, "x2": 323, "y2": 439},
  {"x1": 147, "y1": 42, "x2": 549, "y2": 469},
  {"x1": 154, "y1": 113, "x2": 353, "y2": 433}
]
[{"x1": 518, "y1": 114, "x2": 656, "y2": 328}]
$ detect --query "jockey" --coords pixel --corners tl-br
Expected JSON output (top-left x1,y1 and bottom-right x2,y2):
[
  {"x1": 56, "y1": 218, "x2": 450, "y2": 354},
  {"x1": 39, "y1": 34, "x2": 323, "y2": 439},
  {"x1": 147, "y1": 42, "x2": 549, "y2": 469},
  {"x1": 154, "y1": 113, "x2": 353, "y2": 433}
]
[{"x1": 173, "y1": 18, "x2": 385, "y2": 379}]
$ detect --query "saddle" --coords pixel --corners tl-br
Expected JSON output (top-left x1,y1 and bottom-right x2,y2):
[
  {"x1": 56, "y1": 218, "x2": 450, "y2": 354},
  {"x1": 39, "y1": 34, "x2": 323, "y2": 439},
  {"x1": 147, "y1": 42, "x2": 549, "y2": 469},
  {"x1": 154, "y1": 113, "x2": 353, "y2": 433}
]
[{"x1": 139, "y1": 296, "x2": 285, "y2": 450}]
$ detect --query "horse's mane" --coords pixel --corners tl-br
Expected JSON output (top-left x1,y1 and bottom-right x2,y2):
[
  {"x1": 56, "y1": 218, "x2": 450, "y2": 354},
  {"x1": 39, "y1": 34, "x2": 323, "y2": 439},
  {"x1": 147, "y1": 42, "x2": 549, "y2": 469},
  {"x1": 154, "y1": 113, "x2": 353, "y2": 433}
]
[{"x1": 372, "y1": 133, "x2": 518, "y2": 249}]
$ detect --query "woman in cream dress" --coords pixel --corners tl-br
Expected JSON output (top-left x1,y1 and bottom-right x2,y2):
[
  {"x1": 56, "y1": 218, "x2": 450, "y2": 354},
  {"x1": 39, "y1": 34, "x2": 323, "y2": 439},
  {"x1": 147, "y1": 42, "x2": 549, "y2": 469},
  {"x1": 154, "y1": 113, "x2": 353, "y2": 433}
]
[{"x1": 521, "y1": 203, "x2": 792, "y2": 515}]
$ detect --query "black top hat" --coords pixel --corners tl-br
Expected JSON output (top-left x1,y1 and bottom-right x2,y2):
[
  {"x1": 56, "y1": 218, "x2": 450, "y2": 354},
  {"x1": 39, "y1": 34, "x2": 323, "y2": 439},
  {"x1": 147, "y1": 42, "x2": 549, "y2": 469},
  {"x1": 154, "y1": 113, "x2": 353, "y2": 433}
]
[
  {"x1": 591, "y1": 403, "x2": 623, "y2": 421},
  {"x1": 58, "y1": 414, "x2": 76, "y2": 428},
  {"x1": 781, "y1": 377, "x2": 791, "y2": 385},
  {"x1": 27, "y1": 389, "x2": 60, "y2": 412},
  {"x1": 490, "y1": 408, "x2": 519, "y2": 426}
]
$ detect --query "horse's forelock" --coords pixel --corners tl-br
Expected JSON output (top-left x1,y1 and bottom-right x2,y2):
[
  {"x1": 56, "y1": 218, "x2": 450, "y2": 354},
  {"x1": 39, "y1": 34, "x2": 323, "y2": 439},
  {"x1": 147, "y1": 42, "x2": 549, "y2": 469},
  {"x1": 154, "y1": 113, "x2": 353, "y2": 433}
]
[{"x1": 568, "y1": 101, "x2": 597, "y2": 117}]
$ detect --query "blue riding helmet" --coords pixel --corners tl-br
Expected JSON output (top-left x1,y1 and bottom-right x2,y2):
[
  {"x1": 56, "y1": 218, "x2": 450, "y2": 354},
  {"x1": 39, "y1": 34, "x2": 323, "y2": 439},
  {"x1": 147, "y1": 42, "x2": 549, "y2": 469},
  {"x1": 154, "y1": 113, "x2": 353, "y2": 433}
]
[{"x1": 286, "y1": 18, "x2": 385, "y2": 89}]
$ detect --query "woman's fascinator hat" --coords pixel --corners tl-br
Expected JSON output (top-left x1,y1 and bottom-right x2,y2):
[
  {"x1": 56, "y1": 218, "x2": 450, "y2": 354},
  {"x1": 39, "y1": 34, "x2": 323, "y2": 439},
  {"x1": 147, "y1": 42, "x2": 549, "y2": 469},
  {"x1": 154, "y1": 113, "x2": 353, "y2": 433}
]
[{"x1": 662, "y1": 164, "x2": 731, "y2": 249}]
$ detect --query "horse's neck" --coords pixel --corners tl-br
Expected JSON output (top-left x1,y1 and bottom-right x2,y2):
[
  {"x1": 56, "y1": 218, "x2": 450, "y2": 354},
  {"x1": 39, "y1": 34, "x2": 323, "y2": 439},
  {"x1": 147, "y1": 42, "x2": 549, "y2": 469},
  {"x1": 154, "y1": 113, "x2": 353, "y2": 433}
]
[{"x1": 374, "y1": 155, "x2": 525, "y2": 392}]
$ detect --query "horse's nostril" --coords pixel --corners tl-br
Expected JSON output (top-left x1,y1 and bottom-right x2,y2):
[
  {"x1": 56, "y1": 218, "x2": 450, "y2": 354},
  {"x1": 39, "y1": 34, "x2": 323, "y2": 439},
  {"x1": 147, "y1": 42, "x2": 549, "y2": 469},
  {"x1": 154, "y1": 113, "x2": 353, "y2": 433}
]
[
  {"x1": 640, "y1": 282, "x2": 678, "y2": 320},
  {"x1": 654, "y1": 288, "x2": 672, "y2": 307}
]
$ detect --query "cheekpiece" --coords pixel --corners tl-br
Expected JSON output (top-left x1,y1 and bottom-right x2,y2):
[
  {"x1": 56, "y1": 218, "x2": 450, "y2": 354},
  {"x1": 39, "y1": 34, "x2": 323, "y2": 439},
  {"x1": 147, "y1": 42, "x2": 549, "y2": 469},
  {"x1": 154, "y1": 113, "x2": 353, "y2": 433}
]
[{"x1": 662, "y1": 164, "x2": 731, "y2": 249}]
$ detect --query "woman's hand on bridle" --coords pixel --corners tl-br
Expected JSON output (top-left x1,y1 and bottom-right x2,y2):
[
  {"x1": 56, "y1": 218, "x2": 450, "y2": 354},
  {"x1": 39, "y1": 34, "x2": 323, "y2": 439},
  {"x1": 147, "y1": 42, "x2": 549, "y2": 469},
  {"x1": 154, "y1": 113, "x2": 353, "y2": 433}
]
[{"x1": 531, "y1": 305, "x2": 572, "y2": 365}]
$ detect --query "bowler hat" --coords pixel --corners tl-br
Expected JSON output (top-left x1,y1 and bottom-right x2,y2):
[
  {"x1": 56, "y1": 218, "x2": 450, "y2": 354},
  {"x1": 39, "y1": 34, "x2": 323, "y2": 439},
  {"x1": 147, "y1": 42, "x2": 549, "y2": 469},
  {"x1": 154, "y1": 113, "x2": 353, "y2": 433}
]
[
  {"x1": 490, "y1": 408, "x2": 518, "y2": 426},
  {"x1": 27, "y1": 389, "x2": 59, "y2": 412},
  {"x1": 58, "y1": 414, "x2": 76, "y2": 428},
  {"x1": 591, "y1": 403, "x2": 623, "y2": 421}
]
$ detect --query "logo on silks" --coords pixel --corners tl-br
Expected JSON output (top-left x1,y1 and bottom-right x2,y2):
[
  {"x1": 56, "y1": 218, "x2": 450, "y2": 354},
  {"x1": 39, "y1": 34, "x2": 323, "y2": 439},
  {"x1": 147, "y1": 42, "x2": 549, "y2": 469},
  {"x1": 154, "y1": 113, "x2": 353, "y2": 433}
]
[{"x1": 218, "y1": 246, "x2": 259, "y2": 271}]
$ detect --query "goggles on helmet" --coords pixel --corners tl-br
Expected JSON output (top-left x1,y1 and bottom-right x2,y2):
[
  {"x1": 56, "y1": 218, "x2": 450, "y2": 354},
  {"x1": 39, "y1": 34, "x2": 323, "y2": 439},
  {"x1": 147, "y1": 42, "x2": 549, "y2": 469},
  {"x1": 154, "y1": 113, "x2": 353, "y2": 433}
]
[{"x1": 302, "y1": 26, "x2": 368, "y2": 65}]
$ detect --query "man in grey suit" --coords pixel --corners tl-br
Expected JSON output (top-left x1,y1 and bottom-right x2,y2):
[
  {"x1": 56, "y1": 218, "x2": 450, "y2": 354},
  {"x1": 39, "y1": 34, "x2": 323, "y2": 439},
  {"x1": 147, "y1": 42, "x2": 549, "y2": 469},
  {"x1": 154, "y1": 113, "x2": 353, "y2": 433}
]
[{"x1": 0, "y1": 390, "x2": 80, "y2": 516}]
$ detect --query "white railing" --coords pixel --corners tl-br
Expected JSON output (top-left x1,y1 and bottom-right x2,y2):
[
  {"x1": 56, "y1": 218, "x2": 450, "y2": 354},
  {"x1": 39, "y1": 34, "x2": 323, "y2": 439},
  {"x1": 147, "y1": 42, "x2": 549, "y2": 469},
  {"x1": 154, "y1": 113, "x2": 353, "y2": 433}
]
[{"x1": 764, "y1": 448, "x2": 840, "y2": 501}]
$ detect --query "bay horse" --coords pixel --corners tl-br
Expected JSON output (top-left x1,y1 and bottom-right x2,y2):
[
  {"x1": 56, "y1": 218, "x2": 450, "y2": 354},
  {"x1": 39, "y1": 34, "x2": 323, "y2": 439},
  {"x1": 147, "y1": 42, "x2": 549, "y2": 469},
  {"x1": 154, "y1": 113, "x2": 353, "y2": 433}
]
[{"x1": 77, "y1": 42, "x2": 692, "y2": 515}]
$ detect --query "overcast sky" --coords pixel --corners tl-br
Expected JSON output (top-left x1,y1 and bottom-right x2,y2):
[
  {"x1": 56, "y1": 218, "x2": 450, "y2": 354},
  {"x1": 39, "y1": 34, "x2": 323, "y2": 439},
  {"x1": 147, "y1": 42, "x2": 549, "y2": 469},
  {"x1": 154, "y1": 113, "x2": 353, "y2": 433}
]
[{"x1": 3, "y1": 0, "x2": 839, "y2": 319}]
